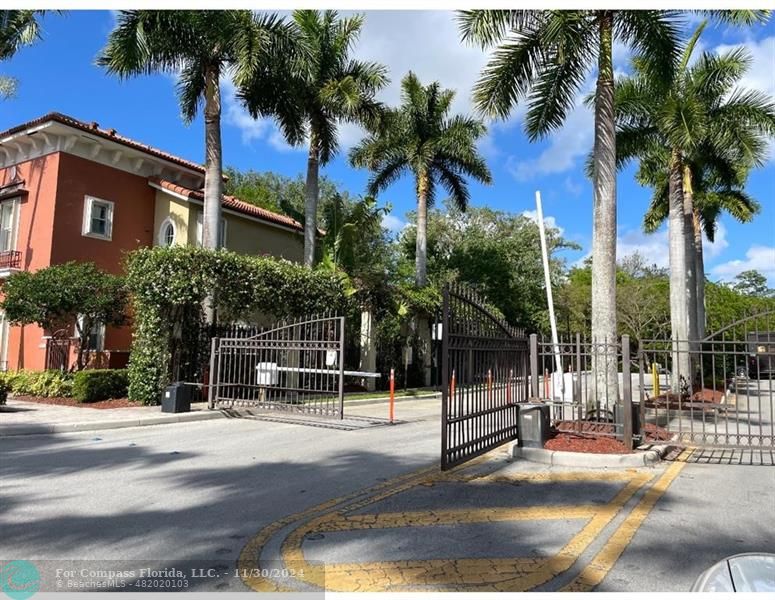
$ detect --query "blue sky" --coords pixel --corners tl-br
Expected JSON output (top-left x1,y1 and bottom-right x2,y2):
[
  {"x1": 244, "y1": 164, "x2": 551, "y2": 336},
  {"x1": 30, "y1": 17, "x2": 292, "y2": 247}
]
[{"x1": 2, "y1": 10, "x2": 773, "y2": 283}]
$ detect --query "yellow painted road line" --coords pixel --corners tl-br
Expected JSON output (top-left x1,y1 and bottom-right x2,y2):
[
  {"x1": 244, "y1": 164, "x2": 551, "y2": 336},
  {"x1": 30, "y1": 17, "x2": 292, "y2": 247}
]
[
  {"x1": 237, "y1": 463, "x2": 438, "y2": 592},
  {"x1": 561, "y1": 457, "x2": 688, "y2": 591},
  {"x1": 317, "y1": 505, "x2": 598, "y2": 531},
  {"x1": 238, "y1": 450, "x2": 500, "y2": 592},
  {"x1": 279, "y1": 471, "x2": 653, "y2": 592}
]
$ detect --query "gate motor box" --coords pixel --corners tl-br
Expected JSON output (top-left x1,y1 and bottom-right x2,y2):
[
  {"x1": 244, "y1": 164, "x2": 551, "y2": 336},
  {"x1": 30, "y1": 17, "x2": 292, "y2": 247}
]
[{"x1": 518, "y1": 403, "x2": 551, "y2": 448}]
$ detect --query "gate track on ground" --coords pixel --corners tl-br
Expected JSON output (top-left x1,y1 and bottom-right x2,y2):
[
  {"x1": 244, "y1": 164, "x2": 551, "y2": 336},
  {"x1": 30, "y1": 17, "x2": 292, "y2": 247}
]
[{"x1": 238, "y1": 450, "x2": 689, "y2": 592}]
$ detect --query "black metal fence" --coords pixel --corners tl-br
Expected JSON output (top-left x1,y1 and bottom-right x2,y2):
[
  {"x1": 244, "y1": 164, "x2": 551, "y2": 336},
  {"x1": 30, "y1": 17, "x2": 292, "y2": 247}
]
[
  {"x1": 638, "y1": 313, "x2": 775, "y2": 448},
  {"x1": 440, "y1": 284, "x2": 529, "y2": 470},
  {"x1": 530, "y1": 333, "x2": 634, "y2": 446}
]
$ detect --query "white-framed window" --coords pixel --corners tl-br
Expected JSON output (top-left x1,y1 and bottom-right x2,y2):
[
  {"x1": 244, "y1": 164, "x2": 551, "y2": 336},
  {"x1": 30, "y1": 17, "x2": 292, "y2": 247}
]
[
  {"x1": 0, "y1": 199, "x2": 19, "y2": 252},
  {"x1": 82, "y1": 196, "x2": 114, "y2": 240},
  {"x1": 158, "y1": 218, "x2": 176, "y2": 247},
  {"x1": 195, "y1": 211, "x2": 227, "y2": 247},
  {"x1": 77, "y1": 315, "x2": 105, "y2": 352}
]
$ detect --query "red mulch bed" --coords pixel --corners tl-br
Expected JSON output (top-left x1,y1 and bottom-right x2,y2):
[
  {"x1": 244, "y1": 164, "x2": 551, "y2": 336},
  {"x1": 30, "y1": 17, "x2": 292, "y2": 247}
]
[
  {"x1": 645, "y1": 388, "x2": 725, "y2": 410},
  {"x1": 13, "y1": 396, "x2": 138, "y2": 409},
  {"x1": 642, "y1": 423, "x2": 673, "y2": 442},
  {"x1": 545, "y1": 431, "x2": 631, "y2": 454}
]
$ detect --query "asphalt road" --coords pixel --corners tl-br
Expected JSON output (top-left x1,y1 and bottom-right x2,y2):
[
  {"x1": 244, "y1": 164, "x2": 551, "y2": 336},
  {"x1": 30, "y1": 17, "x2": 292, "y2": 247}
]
[{"x1": 1, "y1": 399, "x2": 773, "y2": 593}]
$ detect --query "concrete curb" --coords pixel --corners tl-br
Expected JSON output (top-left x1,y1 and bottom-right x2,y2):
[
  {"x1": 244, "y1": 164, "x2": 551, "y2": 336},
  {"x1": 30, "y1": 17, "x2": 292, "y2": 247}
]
[
  {"x1": 509, "y1": 442, "x2": 666, "y2": 468},
  {"x1": 0, "y1": 410, "x2": 226, "y2": 437}
]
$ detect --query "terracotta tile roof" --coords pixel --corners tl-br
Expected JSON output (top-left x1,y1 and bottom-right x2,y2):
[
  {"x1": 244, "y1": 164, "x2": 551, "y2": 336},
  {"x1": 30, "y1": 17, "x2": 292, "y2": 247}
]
[
  {"x1": 0, "y1": 112, "x2": 205, "y2": 174},
  {"x1": 150, "y1": 178, "x2": 303, "y2": 233}
]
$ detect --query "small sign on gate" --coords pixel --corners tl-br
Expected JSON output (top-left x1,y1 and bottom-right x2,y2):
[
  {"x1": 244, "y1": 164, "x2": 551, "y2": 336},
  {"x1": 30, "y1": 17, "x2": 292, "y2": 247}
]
[
  {"x1": 256, "y1": 362, "x2": 279, "y2": 385},
  {"x1": 326, "y1": 350, "x2": 338, "y2": 367}
]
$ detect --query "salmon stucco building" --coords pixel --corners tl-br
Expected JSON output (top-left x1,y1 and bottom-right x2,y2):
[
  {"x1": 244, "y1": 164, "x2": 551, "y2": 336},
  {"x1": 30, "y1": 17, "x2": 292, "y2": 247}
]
[{"x1": 0, "y1": 112, "x2": 304, "y2": 372}]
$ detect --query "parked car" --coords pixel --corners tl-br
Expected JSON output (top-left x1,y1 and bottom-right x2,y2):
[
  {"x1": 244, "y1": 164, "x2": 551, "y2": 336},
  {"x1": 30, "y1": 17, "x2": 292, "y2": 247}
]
[
  {"x1": 746, "y1": 332, "x2": 775, "y2": 379},
  {"x1": 692, "y1": 553, "x2": 775, "y2": 592}
]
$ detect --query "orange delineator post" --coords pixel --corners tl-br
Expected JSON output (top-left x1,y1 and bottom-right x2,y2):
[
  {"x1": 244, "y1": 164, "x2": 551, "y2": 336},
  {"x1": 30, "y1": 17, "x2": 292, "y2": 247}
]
[
  {"x1": 450, "y1": 369, "x2": 456, "y2": 400},
  {"x1": 544, "y1": 368, "x2": 549, "y2": 399},
  {"x1": 389, "y1": 368, "x2": 395, "y2": 424},
  {"x1": 488, "y1": 369, "x2": 492, "y2": 402}
]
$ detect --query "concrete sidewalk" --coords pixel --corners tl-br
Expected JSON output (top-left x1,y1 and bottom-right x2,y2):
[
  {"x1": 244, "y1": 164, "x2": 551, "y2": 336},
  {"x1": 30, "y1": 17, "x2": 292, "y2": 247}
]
[{"x1": 0, "y1": 398, "x2": 224, "y2": 436}]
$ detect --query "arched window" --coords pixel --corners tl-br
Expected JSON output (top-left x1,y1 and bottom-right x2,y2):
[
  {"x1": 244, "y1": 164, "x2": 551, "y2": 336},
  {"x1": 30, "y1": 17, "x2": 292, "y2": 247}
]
[{"x1": 158, "y1": 218, "x2": 175, "y2": 247}]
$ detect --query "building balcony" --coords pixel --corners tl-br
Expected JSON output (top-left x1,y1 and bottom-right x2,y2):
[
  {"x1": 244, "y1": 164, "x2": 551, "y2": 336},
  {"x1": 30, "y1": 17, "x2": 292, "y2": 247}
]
[{"x1": 0, "y1": 250, "x2": 22, "y2": 276}]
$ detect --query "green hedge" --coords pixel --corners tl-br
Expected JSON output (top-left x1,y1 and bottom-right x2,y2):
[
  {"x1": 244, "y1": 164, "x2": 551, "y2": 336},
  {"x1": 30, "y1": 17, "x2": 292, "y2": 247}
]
[
  {"x1": 0, "y1": 370, "x2": 74, "y2": 398},
  {"x1": 125, "y1": 246, "x2": 350, "y2": 405},
  {"x1": 72, "y1": 369, "x2": 129, "y2": 403}
]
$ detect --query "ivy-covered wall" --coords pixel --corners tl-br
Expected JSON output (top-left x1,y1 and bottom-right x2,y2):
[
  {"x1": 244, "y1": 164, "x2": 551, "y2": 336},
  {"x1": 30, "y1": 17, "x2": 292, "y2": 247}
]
[{"x1": 125, "y1": 246, "x2": 349, "y2": 404}]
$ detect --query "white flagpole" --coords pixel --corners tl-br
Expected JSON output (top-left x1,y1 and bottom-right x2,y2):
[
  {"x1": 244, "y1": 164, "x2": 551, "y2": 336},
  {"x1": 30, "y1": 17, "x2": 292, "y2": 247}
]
[{"x1": 535, "y1": 191, "x2": 563, "y2": 390}]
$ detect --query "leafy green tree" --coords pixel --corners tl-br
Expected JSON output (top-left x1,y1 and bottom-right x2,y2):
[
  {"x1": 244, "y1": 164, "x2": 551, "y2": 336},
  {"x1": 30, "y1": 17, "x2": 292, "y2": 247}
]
[
  {"x1": 459, "y1": 9, "x2": 681, "y2": 402},
  {"x1": 641, "y1": 153, "x2": 761, "y2": 338},
  {"x1": 350, "y1": 72, "x2": 492, "y2": 287},
  {"x1": 0, "y1": 10, "x2": 48, "y2": 99},
  {"x1": 400, "y1": 202, "x2": 576, "y2": 330},
  {"x1": 613, "y1": 21, "x2": 774, "y2": 353},
  {"x1": 99, "y1": 11, "x2": 293, "y2": 254},
  {"x1": 733, "y1": 270, "x2": 773, "y2": 298},
  {"x1": 239, "y1": 10, "x2": 388, "y2": 267},
  {"x1": 223, "y1": 167, "x2": 356, "y2": 224},
  {"x1": 0, "y1": 262, "x2": 128, "y2": 370}
]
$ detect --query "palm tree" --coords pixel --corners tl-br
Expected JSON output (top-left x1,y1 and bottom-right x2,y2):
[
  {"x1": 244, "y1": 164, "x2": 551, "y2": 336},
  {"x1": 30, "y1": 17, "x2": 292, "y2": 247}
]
[
  {"x1": 459, "y1": 9, "x2": 681, "y2": 403},
  {"x1": 613, "y1": 22, "x2": 775, "y2": 386},
  {"x1": 641, "y1": 154, "x2": 762, "y2": 340},
  {"x1": 0, "y1": 10, "x2": 47, "y2": 99},
  {"x1": 349, "y1": 72, "x2": 493, "y2": 287},
  {"x1": 239, "y1": 10, "x2": 388, "y2": 267},
  {"x1": 98, "y1": 11, "x2": 293, "y2": 255}
]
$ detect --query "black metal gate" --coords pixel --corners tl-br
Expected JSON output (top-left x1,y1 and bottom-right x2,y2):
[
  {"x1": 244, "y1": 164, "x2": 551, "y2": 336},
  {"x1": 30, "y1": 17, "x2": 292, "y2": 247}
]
[
  {"x1": 638, "y1": 311, "x2": 775, "y2": 449},
  {"x1": 440, "y1": 284, "x2": 530, "y2": 470},
  {"x1": 45, "y1": 329, "x2": 71, "y2": 372},
  {"x1": 209, "y1": 313, "x2": 346, "y2": 418}
]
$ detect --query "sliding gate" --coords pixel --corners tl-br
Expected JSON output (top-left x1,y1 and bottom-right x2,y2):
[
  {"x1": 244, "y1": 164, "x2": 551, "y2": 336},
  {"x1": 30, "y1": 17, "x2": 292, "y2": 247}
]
[
  {"x1": 208, "y1": 314, "x2": 345, "y2": 418},
  {"x1": 441, "y1": 285, "x2": 530, "y2": 469}
]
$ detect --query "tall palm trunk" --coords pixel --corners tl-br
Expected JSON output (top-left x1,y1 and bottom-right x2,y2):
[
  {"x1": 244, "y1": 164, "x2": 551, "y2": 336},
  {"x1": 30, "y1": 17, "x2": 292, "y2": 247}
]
[
  {"x1": 203, "y1": 66, "x2": 223, "y2": 324},
  {"x1": 415, "y1": 170, "x2": 429, "y2": 287},
  {"x1": 693, "y1": 208, "x2": 706, "y2": 340},
  {"x1": 682, "y1": 165, "x2": 699, "y2": 387},
  {"x1": 590, "y1": 11, "x2": 618, "y2": 408},
  {"x1": 668, "y1": 150, "x2": 691, "y2": 393},
  {"x1": 304, "y1": 131, "x2": 320, "y2": 267}
]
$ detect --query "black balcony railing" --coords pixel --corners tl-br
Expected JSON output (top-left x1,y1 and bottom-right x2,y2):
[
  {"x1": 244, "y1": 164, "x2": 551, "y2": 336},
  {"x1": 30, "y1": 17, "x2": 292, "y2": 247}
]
[{"x1": 0, "y1": 250, "x2": 21, "y2": 270}]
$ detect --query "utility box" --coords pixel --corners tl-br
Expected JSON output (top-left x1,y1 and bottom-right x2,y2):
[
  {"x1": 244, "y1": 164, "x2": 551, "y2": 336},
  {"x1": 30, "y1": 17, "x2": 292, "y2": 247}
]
[
  {"x1": 614, "y1": 402, "x2": 642, "y2": 440},
  {"x1": 162, "y1": 383, "x2": 192, "y2": 413},
  {"x1": 518, "y1": 403, "x2": 551, "y2": 448}
]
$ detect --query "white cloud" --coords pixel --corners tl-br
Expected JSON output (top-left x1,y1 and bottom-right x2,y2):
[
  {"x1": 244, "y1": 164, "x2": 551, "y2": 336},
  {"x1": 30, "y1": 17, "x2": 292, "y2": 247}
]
[
  {"x1": 715, "y1": 36, "x2": 775, "y2": 161},
  {"x1": 575, "y1": 220, "x2": 729, "y2": 271},
  {"x1": 382, "y1": 213, "x2": 407, "y2": 234},
  {"x1": 711, "y1": 245, "x2": 775, "y2": 285},
  {"x1": 564, "y1": 176, "x2": 583, "y2": 197},
  {"x1": 221, "y1": 11, "x2": 489, "y2": 154},
  {"x1": 505, "y1": 85, "x2": 594, "y2": 181},
  {"x1": 521, "y1": 209, "x2": 564, "y2": 236}
]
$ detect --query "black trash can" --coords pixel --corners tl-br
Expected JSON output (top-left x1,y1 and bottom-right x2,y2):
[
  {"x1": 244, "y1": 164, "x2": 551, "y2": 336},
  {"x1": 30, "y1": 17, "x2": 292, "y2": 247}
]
[{"x1": 161, "y1": 383, "x2": 192, "y2": 413}]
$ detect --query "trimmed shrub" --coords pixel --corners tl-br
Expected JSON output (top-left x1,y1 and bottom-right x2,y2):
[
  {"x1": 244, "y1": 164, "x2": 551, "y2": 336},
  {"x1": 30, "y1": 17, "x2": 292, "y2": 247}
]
[
  {"x1": 125, "y1": 246, "x2": 350, "y2": 405},
  {"x1": 0, "y1": 370, "x2": 74, "y2": 398},
  {"x1": 72, "y1": 369, "x2": 129, "y2": 403}
]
